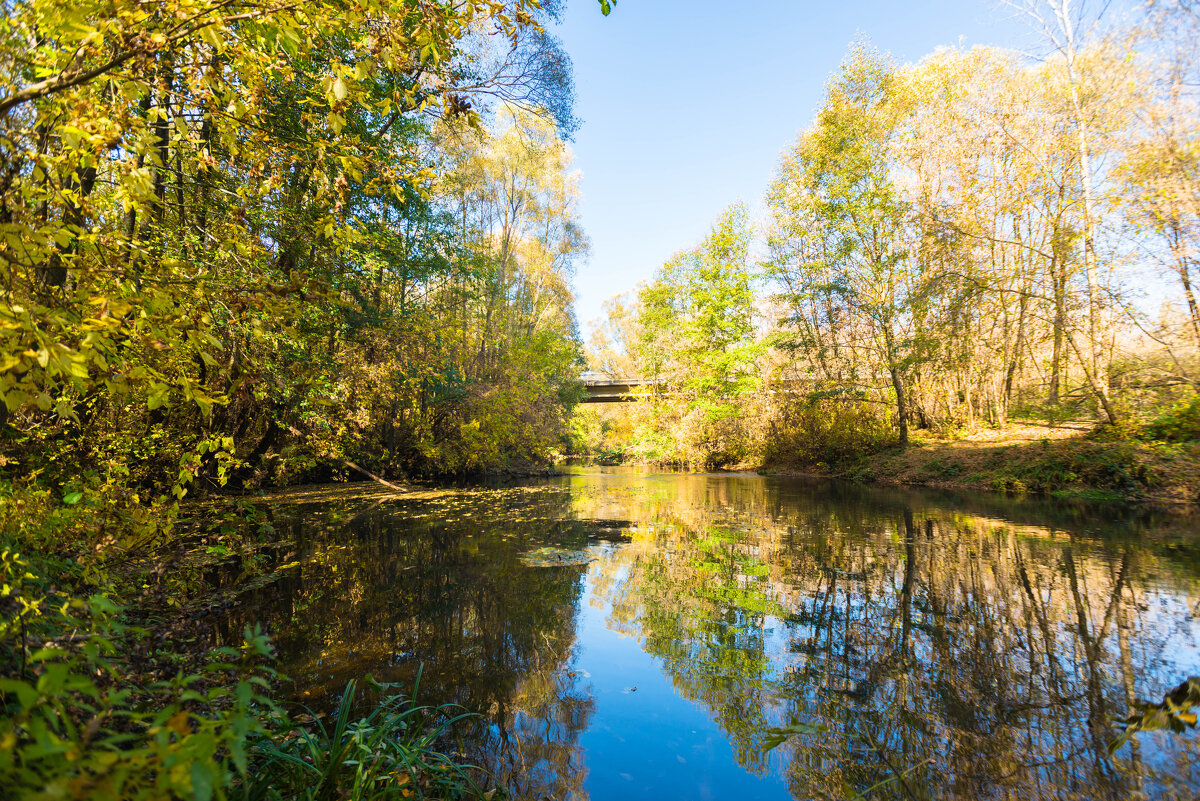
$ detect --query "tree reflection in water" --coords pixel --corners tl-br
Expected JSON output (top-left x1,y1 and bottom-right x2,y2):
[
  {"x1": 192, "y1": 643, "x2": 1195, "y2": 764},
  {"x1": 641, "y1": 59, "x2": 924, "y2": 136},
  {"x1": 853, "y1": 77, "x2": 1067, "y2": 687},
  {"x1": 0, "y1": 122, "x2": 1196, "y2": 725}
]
[{"x1": 208, "y1": 476, "x2": 1200, "y2": 800}]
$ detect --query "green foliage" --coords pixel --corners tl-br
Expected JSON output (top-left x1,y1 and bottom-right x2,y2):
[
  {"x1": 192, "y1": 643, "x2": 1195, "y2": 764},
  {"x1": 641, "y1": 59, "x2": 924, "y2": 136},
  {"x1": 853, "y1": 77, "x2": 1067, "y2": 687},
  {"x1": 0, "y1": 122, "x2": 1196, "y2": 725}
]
[
  {"x1": 0, "y1": 479, "x2": 174, "y2": 568},
  {"x1": 0, "y1": 546, "x2": 488, "y2": 801},
  {"x1": 1017, "y1": 440, "x2": 1148, "y2": 494},
  {"x1": 247, "y1": 676, "x2": 483, "y2": 801},
  {"x1": 765, "y1": 44, "x2": 920, "y2": 446},
  {"x1": 1, "y1": 547, "x2": 273, "y2": 800},
  {"x1": 1142, "y1": 394, "x2": 1200, "y2": 443},
  {"x1": 1, "y1": 0, "x2": 587, "y2": 515},
  {"x1": 631, "y1": 205, "x2": 765, "y2": 467},
  {"x1": 989, "y1": 475, "x2": 1028, "y2": 494},
  {"x1": 2, "y1": 1, "x2": 590, "y2": 790}
]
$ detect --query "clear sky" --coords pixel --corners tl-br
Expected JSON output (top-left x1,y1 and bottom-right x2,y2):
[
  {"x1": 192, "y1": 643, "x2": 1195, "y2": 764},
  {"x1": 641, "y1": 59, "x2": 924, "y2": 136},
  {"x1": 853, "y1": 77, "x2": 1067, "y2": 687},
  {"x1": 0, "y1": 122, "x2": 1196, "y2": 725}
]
[{"x1": 553, "y1": 0, "x2": 1041, "y2": 335}]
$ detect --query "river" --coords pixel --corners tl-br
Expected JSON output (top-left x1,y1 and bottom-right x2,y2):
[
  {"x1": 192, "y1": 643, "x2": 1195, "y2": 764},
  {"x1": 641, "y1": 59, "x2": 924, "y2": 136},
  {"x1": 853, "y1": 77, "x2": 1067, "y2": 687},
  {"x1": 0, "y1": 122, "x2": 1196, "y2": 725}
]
[{"x1": 209, "y1": 467, "x2": 1200, "y2": 800}]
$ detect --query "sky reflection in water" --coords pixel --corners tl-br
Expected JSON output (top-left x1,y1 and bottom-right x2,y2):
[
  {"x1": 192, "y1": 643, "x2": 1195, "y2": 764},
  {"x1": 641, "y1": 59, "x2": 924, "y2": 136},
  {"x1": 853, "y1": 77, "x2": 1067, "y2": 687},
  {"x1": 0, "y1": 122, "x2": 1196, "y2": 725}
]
[{"x1": 214, "y1": 470, "x2": 1200, "y2": 800}]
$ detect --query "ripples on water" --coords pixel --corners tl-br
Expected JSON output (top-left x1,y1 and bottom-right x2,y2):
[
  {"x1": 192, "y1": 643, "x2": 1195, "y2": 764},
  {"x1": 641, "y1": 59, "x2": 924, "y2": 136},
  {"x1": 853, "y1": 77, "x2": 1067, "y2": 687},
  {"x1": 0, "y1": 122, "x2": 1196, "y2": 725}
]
[{"x1": 209, "y1": 468, "x2": 1200, "y2": 800}]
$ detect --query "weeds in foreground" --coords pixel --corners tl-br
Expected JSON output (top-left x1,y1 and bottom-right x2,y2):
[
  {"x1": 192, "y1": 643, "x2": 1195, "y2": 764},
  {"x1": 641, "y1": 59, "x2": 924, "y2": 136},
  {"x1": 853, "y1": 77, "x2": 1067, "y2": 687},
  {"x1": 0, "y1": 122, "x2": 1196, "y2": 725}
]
[
  {"x1": 247, "y1": 674, "x2": 486, "y2": 801},
  {"x1": 0, "y1": 546, "x2": 491, "y2": 801}
]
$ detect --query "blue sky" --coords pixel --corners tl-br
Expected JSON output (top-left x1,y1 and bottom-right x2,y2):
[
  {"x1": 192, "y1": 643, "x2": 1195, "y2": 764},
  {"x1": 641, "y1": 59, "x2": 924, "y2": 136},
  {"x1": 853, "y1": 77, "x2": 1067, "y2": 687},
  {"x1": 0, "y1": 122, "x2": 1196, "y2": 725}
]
[{"x1": 553, "y1": 0, "x2": 1039, "y2": 333}]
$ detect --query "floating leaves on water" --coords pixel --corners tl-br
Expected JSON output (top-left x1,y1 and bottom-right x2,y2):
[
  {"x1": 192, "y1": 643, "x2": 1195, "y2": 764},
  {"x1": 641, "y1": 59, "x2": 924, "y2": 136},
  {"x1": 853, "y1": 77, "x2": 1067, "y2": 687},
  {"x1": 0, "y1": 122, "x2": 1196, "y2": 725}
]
[
  {"x1": 519, "y1": 546, "x2": 595, "y2": 568},
  {"x1": 1111, "y1": 676, "x2": 1200, "y2": 754},
  {"x1": 762, "y1": 721, "x2": 830, "y2": 752}
]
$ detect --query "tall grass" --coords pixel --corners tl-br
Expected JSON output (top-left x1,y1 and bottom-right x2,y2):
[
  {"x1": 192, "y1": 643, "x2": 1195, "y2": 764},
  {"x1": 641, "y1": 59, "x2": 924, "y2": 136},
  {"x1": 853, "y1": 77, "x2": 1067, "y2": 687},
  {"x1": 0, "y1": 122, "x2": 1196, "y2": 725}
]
[{"x1": 246, "y1": 673, "x2": 488, "y2": 801}]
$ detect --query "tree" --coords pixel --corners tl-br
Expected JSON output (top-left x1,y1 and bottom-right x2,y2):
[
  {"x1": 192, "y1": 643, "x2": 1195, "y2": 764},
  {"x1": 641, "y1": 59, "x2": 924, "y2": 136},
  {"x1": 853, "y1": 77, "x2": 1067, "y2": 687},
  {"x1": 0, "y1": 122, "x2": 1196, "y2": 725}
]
[
  {"x1": 0, "y1": 0, "x2": 594, "y2": 500},
  {"x1": 1121, "y1": 1, "x2": 1200, "y2": 365},
  {"x1": 1002, "y1": 0, "x2": 1135, "y2": 423},
  {"x1": 768, "y1": 45, "x2": 920, "y2": 446},
  {"x1": 633, "y1": 204, "x2": 764, "y2": 466}
]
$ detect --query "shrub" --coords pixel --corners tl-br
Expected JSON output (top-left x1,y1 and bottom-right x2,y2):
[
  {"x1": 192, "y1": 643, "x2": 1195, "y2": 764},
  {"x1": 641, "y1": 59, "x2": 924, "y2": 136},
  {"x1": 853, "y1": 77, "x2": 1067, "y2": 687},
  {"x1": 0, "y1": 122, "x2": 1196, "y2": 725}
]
[
  {"x1": 0, "y1": 548, "x2": 274, "y2": 801},
  {"x1": 764, "y1": 394, "x2": 897, "y2": 469},
  {"x1": 1143, "y1": 395, "x2": 1200, "y2": 443}
]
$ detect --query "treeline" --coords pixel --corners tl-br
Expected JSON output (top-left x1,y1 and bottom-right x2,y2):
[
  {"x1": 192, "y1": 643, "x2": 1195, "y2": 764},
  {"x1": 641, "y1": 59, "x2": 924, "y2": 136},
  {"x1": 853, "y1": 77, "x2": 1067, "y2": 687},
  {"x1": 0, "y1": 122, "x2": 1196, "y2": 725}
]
[
  {"x1": 580, "y1": 1, "x2": 1200, "y2": 469},
  {"x1": 1, "y1": 0, "x2": 589, "y2": 516}
]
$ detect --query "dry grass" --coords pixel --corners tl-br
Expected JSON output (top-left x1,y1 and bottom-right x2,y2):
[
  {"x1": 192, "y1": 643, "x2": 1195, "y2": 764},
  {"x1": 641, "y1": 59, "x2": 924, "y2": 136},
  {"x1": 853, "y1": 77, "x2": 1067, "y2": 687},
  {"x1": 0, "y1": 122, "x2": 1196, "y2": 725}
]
[{"x1": 776, "y1": 420, "x2": 1200, "y2": 505}]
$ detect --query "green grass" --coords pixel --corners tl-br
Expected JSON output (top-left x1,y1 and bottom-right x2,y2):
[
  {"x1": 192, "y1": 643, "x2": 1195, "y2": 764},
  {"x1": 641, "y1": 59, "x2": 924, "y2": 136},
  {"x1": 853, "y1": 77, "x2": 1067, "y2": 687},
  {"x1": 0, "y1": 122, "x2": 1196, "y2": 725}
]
[{"x1": 247, "y1": 674, "x2": 486, "y2": 801}]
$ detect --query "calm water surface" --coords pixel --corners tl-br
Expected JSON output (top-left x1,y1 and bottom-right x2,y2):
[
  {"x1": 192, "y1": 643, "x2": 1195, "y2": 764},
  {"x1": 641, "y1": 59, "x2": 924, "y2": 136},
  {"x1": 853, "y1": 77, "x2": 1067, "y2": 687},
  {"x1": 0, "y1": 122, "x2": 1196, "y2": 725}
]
[{"x1": 211, "y1": 469, "x2": 1200, "y2": 800}]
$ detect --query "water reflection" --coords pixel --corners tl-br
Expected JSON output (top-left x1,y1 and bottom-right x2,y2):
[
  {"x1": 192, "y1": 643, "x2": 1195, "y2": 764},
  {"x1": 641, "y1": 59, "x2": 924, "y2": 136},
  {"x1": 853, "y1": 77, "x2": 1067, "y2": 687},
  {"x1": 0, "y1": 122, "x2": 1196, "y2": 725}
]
[{"x1": 210, "y1": 473, "x2": 1200, "y2": 800}]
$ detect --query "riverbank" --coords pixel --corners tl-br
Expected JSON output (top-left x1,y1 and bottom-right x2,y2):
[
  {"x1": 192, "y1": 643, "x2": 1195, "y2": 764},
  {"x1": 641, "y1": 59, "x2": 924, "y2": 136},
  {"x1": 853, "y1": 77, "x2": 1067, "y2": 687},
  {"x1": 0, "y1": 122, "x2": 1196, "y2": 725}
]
[
  {"x1": 0, "y1": 481, "x2": 494, "y2": 801},
  {"x1": 766, "y1": 422, "x2": 1200, "y2": 505}
]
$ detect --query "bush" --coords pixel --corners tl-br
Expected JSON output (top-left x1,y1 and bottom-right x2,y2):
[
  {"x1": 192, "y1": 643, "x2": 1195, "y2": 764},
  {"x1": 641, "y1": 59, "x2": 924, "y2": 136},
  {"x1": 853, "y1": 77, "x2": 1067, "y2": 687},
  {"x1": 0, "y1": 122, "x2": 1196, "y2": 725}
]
[
  {"x1": 1143, "y1": 394, "x2": 1200, "y2": 443},
  {"x1": 0, "y1": 547, "x2": 273, "y2": 801},
  {"x1": 764, "y1": 394, "x2": 897, "y2": 469}
]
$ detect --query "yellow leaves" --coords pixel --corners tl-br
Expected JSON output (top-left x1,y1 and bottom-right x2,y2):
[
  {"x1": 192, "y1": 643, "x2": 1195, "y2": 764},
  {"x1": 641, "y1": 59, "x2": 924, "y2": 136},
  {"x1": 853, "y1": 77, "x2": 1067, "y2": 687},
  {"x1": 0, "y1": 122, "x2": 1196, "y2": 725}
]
[
  {"x1": 331, "y1": 77, "x2": 349, "y2": 102},
  {"x1": 64, "y1": 353, "x2": 90, "y2": 380},
  {"x1": 198, "y1": 23, "x2": 226, "y2": 53},
  {"x1": 167, "y1": 711, "x2": 191, "y2": 736},
  {"x1": 336, "y1": 155, "x2": 363, "y2": 183},
  {"x1": 121, "y1": 166, "x2": 155, "y2": 209},
  {"x1": 0, "y1": 0, "x2": 578, "y2": 487},
  {"x1": 419, "y1": 43, "x2": 441, "y2": 66}
]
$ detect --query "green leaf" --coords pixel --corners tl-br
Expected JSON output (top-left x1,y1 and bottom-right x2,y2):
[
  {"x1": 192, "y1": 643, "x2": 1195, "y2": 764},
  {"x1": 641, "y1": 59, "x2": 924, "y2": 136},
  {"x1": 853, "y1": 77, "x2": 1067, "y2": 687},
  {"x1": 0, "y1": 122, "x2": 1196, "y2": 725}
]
[
  {"x1": 63, "y1": 491, "x2": 83, "y2": 505},
  {"x1": 0, "y1": 678, "x2": 38, "y2": 708},
  {"x1": 147, "y1": 382, "x2": 170, "y2": 410},
  {"x1": 191, "y1": 761, "x2": 214, "y2": 801}
]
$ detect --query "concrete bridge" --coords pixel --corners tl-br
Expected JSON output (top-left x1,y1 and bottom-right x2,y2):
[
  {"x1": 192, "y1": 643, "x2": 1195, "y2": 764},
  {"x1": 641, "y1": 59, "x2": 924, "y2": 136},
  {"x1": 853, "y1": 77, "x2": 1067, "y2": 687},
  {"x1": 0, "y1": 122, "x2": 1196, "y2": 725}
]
[
  {"x1": 582, "y1": 375, "x2": 810, "y2": 403},
  {"x1": 580, "y1": 377, "x2": 656, "y2": 404}
]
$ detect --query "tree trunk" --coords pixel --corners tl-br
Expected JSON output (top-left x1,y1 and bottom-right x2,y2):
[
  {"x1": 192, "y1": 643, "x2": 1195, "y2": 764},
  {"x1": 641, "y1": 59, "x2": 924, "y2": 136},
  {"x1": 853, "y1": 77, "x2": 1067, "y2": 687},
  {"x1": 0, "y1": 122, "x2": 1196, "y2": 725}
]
[
  {"x1": 890, "y1": 363, "x2": 909, "y2": 447},
  {"x1": 1049, "y1": 246, "x2": 1067, "y2": 406}
]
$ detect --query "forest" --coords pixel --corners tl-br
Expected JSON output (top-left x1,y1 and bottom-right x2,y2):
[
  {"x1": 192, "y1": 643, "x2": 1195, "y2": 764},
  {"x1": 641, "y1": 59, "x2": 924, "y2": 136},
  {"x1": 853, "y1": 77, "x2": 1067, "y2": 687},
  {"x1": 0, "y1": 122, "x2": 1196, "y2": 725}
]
[
  {"x1": 577, "y1": 2, "x2": 1200, "y2": 495},
  {"x1": 1, "y1": 0, "x2": 1199, "y2": 799}
]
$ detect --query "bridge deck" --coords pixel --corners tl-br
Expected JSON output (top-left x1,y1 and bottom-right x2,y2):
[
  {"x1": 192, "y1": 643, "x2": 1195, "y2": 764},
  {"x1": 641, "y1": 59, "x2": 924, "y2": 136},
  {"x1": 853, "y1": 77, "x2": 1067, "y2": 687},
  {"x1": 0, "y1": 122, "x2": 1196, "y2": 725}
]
[
  {"x1": 580, "y1": 378, "x2": 651, "y2": 404},
  {"x1": 580, "y1": 377, "x2": 810, "y2": 404}
]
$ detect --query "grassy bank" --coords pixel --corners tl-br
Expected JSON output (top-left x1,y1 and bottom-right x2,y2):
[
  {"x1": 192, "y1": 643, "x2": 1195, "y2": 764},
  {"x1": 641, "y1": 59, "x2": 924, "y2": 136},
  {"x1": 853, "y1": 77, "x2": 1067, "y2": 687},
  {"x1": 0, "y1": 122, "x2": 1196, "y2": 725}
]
[{"x1": 767, "y1": 422, "x2": 1200, "y2": 505}]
